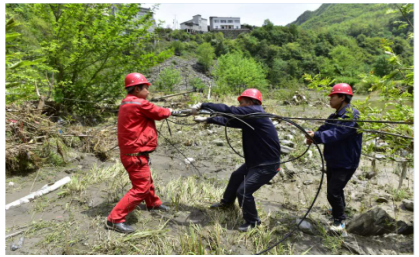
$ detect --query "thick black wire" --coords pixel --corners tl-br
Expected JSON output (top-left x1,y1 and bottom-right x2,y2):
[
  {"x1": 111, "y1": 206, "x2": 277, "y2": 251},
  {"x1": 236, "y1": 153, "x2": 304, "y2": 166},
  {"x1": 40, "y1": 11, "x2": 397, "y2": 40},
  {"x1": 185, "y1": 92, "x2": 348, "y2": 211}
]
[
  {"x1": 225, "y1": 112, "x2": 413, "y2": 140},
  {"x1": 322, "y1": 121, "x2": 413, "y2": 140},
  {"x1": 264, "y1": 116, "x2": 413, "y2": 125}
]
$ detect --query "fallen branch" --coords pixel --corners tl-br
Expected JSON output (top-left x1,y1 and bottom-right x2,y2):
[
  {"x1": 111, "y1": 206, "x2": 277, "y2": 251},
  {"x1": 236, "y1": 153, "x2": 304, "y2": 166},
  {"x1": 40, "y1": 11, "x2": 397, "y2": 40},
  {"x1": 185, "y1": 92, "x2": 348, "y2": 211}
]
[
  {"x1": 6, "y1": 176, "x2": 71, "y2": 210},
  {"x1": 6, "y1": 230, "x2": 25, "y2": 239}
]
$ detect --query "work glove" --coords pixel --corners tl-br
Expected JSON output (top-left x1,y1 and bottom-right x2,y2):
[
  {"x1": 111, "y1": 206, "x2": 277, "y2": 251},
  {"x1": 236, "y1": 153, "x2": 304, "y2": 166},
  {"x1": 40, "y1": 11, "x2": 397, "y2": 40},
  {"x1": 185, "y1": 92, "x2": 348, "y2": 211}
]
[
  {"x1": 191, "y1": 102, "x2": 202, "y2": 110},
  {"x1": 194, "y1": 116, "x2": 207, "y2": 123},
  {"x1": 171, "y1": 110, "x2": 182, "y2": 116},
  {"x1": 191, "y1": 102, "x2": 202, "y2": 115}
]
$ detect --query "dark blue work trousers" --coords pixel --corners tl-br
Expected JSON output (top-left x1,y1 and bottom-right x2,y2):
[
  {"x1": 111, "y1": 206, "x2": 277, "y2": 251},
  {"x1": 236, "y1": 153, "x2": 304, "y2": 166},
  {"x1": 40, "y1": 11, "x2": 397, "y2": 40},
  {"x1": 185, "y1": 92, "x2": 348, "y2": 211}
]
[
  {"x1": 327, "y1": 167, "x2": 357, "y2": 220},
  {"x1": 221, "y1": 163, "x2": 279, "y2": 224}
]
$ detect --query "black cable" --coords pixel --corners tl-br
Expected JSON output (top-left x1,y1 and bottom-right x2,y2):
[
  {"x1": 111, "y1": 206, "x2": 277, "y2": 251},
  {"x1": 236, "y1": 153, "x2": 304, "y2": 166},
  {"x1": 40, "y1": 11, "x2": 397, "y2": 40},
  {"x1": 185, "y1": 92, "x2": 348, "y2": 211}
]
[
  {"x1": 264, "y1": 116, "x2": 413, "y2": 125},
  {"x1": 323, "y1": 121, "x2": 413, "y2": 140}
]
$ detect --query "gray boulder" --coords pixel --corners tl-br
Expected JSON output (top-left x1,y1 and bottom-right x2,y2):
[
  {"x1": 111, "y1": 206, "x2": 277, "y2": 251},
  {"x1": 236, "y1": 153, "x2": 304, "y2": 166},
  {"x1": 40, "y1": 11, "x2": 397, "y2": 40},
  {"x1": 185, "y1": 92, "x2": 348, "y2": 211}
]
[
  {"x1": 402, "y1": 199, "x2": 413, "y2": 211},
  {"x1": 347, "y1": 207, "x2": 413, "y2": 236}
]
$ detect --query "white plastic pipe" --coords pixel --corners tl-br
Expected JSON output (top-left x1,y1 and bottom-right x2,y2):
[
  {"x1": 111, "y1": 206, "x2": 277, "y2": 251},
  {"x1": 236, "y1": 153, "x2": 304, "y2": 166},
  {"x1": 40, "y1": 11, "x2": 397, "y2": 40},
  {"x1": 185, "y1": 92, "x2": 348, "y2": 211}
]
[{"x1": 6, "y1": 176, "x2": 71, "y2": 210}]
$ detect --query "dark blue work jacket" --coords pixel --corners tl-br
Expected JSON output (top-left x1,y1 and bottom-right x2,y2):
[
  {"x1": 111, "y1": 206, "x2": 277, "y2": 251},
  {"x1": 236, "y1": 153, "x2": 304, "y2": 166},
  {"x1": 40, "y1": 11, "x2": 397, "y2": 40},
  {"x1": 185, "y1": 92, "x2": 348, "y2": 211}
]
[
  {"x1": 202, "y1": 103, "x2": 281, "y2": 169},
  {"x1": 313, "y1": 104, "x2": 363, "y2": 169}
]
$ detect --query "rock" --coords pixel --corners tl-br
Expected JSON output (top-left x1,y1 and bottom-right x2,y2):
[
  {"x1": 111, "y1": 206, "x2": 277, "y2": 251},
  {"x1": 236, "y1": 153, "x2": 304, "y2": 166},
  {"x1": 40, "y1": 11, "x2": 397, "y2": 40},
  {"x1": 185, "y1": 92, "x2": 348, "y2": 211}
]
[
  {"x1": 365, "y1": 171, "x2": 376, "y2": 179},
  {"x1": 347, "y1": 206, "x2": 413, "y2": 236},
  {"x1": 375, "y1": 197, "x2": 389, "y2": 203},
  {"x1": 184, "y1": 158, "x2": 195, "y2": 164},
  {"x1": 285, "y1": 135, "x2": 294, "y2": 140},
  {"x1": 64, "y1": 169, "x2": 76, "y2": 174},
  {"x1": 342, "y1": 236, "x2": 366, "y2": 255},
  {"x1": 283, "y1": 162, "x2": 296, "y2": 179},
  {"x1": 402, "y1": 199, "x2": 413, "y2": 211},
  {"x1": 177, "y1": 131, "x2": 182, "y2": 134},
  {"x1": 8, "y1": 182, "x2": 15, "y2": 187},
  {"x1": 280, "y1": 145, "x2": 294, "y2": 154},
  {"x1": 375, "y1": 193, "x2": 391, "y2": 203},
  {"x1": 207, "y1": 130, "x2": 214, "y2": 135},
  {"x1": 347, "y1": 207, "x2": 395, "y2": 236},
  {"x1": 296, "y1": 218, "x2": 318, "y2": 235},
  {"x1": 303, "y1": 180, "x2": 313, "y2": 185},
  {"x1": 212, "y1": 140, "x2": 224, "y2": 146},
  {"x1": 307, "y1": 150, "x2": 313, "y2": 159},
  {"x1": 280, "y1": 140, "x2": 295, "y2": 147}
]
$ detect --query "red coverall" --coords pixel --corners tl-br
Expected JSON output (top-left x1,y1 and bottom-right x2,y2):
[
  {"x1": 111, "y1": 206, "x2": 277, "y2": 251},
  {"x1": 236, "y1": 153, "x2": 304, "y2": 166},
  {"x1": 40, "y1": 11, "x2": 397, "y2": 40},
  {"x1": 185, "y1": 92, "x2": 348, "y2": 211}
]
[{"x1": 107, "y1": 95, "x2": 171, "y2": 223}]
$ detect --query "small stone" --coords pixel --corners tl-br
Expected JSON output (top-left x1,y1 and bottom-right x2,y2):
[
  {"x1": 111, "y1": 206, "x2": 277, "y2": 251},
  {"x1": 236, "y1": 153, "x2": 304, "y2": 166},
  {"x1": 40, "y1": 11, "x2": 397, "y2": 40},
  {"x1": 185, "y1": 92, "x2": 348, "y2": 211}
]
[
  {"x1": 375, "y1": 197, "x2": 389, "y2": 203},
  {"x1": 365, "y1": 172, "x2": 376, "y2": 179},
  {"x1": 285, "y1": 135, "x2": 294, "y2": 140},
  {"x1": 281, "y1": 145, "x2": 294, "y2": 154},
  {"x1": 402, "y1": 199, "x2": 413, "y2": 211},
  {"x1": 307, "y1": 150, "x2": 313, "y2": 159},
  {"x1": 303, "y1": 180, "x2": 313, "y2": 185},
  {"x1": 177, "y1": 131, "x2": 183, "y2": 134},
  {"x1": 212, "y1": 140, "x2": 224, "y2": 146},
  {"x1": 280, "y1": 140, "x2": 295, "y2": 147},
  {"x1": 184, "y1": 158, "x2": 195, "y2": 164},
  {"x1": 296, "y1": 218, "x2": 316, "y2": 235},
  {"x1": 8, "y1": 182, "x2": 15, "y2": 187}
]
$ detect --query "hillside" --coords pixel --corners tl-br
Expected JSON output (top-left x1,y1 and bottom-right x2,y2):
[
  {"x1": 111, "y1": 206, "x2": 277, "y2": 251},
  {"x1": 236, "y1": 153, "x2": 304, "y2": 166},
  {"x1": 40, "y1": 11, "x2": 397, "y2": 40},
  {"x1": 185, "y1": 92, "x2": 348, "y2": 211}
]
[{"x1": 289, "y1": 3, "x2": 411, "y2": 38}]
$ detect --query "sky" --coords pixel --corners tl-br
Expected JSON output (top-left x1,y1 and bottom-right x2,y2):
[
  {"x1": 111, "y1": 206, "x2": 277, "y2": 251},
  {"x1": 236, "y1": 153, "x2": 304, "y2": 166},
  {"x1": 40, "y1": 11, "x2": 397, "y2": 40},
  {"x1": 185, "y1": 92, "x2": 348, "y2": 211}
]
[{"x1": 141, "y1": 3, "x2": 322, "y2": 28}]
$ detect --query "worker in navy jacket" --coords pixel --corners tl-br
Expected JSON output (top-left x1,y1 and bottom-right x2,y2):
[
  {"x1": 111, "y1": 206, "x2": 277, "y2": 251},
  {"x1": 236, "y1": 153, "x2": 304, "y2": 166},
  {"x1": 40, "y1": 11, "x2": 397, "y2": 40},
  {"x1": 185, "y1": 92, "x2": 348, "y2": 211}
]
[
  {"x1": 192, "y1": 88, "x2": 281, "y2": 232},
  {"x1": 306, "y1": 83, "x2": 362, "y2": 233}
]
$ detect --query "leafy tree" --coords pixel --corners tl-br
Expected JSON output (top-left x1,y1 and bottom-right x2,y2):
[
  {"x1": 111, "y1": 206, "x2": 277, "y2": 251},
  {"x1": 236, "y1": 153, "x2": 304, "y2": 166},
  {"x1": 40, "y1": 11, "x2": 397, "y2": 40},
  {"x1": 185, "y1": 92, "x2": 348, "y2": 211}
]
[
  {"x1": 154, "y1": 65, "x2": 182, "y2": 93},
  {"x1": 7, "y1": 3, "x2": 172, "y2": 114},
  {"x1": 212, "y1": 51, "x2": 268, "y2": 95},
  {"x1": 196, "y1": 42, "x2": 215, "y2": 72}
]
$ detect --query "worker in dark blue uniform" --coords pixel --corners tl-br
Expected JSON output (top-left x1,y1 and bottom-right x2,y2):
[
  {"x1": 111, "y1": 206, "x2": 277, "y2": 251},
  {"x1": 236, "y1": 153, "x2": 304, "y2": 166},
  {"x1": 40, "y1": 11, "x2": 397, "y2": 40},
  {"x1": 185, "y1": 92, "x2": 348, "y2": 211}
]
[
  {"x1": 192, "y1": 88, "x2": 281, "y2": 232},
  {"x1": 306, "y1": 83, "x2": 362, "y2": 232}
]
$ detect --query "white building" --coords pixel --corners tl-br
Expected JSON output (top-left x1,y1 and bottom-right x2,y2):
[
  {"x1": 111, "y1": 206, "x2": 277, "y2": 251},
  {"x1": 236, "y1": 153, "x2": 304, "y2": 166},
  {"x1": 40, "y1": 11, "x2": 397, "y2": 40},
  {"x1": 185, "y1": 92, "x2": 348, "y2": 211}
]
[
  {"x1": 209, "y1": 17, "x2": 241, "y2": 30},
  {"x1": 180, "y1": 15, "x2": 208, "y2": 33},
  {"x1": 110, "y1": 5, "x2": 156, "y2": 32}
]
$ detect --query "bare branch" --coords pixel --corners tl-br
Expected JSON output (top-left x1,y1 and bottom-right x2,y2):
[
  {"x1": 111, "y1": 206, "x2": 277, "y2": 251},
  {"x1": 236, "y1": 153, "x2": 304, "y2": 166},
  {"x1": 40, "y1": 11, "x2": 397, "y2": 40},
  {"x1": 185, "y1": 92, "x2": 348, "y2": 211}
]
[{"x1": 34, "y1": 81, "x2": 41, "y2": 97}]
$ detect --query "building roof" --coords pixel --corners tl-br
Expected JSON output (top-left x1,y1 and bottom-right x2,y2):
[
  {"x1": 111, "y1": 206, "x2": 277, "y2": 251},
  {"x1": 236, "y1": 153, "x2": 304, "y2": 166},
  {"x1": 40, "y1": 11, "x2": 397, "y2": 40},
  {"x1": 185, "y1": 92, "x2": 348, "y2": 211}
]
[{"x1": 210, "y1": 16, "x2": 240, "y2": 19}]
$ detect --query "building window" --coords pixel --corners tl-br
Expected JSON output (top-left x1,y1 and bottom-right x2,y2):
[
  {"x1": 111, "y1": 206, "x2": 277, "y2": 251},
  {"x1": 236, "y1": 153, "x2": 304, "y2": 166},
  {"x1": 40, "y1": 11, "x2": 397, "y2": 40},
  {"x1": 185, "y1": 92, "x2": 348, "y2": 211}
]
[
  {"x1": 235, "y1": 20, "x2": 240, "y2": 23},
  {"x1": 228, "y1": 20, "x2": 233, "y2": 23},
  {"x1": 214, "y1": 20, "x2": 219, "y2": 23},
  {"x1": 220, "y1": 20, "x2": 226, "y2": 23},
  {"x1": 216, "y1": 26, "x2": 218, "y2": 29}
]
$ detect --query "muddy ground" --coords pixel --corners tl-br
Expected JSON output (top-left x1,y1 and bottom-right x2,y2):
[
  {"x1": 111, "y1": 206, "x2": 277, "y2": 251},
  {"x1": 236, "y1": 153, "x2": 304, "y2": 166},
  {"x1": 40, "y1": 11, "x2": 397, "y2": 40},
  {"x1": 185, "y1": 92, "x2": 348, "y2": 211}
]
[{"x1": 5, "y1": 96, "x2": 414, "y2": 255}]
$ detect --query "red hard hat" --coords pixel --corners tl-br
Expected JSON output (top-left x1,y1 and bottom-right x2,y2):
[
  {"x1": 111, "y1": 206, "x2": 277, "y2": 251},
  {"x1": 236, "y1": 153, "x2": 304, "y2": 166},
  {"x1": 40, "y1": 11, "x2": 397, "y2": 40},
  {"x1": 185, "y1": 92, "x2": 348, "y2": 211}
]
[
  {"x1": 237, "y1": 88, "x2": 263, "y2": 104},
  {"x1": 124, "y1": 73, "x2": 151, "y2": 88},
  {"x1": 329, "y1": 83, "x2": 353, "y2": 96}
]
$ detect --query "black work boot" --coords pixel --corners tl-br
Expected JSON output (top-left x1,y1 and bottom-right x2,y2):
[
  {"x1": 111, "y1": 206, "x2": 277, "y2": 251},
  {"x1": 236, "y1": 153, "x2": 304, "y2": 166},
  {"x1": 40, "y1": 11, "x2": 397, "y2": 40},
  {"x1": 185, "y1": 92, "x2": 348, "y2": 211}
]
[
  {"x1": 105, "y1": 221, "x2": 135, "y2": 234},
  {"x1": 210, "y1": 201, "x2": 234, "y2": 209},
  {"x1": 148, "y1": 204, "x2": 170, "y2": 211},
  {"x1": 238, "y1": 221, "x2": 261, "y2": 232}
]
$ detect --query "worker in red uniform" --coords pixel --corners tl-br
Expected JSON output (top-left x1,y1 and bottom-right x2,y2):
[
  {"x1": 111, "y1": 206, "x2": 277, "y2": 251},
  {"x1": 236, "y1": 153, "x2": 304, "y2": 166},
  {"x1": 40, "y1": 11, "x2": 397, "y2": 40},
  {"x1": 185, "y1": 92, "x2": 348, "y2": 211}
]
[{"x1": 106, "y1": 73, "x2": 172, "y2": 233}]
